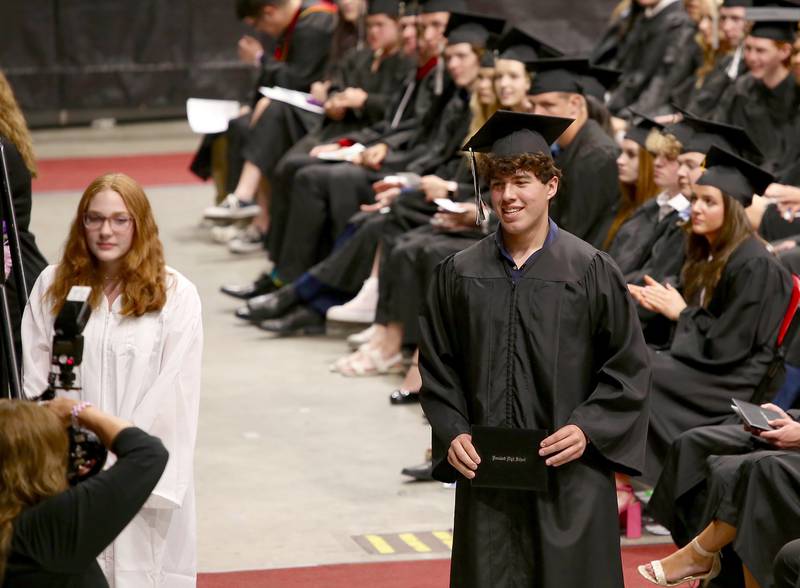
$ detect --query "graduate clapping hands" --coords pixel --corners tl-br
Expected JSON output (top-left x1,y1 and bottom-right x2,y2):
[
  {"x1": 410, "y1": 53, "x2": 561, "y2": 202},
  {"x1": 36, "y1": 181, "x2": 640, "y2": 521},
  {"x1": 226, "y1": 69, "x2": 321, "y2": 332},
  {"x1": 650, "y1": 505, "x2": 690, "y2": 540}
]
[{"x1": 628, "y1": 275, "x2": 688, "y2": 321}]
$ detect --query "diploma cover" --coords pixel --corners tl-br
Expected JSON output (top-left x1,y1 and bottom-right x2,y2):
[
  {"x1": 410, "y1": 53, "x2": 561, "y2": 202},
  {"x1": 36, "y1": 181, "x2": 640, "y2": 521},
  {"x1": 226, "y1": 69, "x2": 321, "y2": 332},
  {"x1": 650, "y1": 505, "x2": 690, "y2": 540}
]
[
  {"x1": 731, "y1": 398, "x2": 781, "y2": 431},
  {"x1": 470, "y1": 425, "x2": 549, "y2": 491}
]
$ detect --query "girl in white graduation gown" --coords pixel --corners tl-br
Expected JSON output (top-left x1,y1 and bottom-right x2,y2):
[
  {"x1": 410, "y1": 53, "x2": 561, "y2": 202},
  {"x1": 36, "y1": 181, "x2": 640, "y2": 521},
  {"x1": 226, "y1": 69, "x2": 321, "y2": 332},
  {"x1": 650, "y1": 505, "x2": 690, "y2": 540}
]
[{"x1": 21, "y1": 173, "x2": 202, "y2": 587}]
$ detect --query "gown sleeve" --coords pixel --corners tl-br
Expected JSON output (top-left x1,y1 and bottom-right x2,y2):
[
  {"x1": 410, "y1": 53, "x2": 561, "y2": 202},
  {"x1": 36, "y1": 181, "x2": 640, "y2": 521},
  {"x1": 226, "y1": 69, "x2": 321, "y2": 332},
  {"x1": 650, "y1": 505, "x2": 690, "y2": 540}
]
[
  {"x1": 20, "y1": 266, "x2": 56, "y2": 399},
  {"x1": 567, "y1": 253, "x2": 651, "y2": 476},
  {"x1": 419, "y1": 256, "x2": 472, "y2": 482},
  {"x1": 130, "y1": 277, "x2": 203, "y2": 510},
  {"x1": 670, "y1": 255, "x2": 790, "y2": 368}
]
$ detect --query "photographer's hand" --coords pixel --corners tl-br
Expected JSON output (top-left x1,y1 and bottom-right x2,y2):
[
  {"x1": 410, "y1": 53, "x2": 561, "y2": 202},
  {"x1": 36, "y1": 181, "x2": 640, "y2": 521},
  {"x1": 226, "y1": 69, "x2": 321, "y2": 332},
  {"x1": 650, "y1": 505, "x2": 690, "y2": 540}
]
[{"x1": 45, "y1": 396, "x2": 79, "y2": 425}]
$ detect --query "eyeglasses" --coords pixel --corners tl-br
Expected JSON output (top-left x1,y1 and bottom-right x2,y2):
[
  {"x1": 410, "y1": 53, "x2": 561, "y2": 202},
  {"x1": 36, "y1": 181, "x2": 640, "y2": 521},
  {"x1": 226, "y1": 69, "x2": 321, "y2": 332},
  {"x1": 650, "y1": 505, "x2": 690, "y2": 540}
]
[{"x1": 83, "y1": 213, "x2": 133, "y2": 231}]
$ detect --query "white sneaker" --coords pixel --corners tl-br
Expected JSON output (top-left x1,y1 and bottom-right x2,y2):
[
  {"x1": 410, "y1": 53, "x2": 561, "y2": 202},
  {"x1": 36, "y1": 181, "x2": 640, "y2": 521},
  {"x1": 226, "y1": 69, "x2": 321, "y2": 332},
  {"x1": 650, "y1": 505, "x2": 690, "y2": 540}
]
[
  {"x1": 327, "y1": 277, "x2": 378, "y2": 323},
  {"x1": 203, "y1": 194, "x2": 260, "y2": 221},
  {"x1": 228, "y1": 225, "x2": 265, "y2": 254}
]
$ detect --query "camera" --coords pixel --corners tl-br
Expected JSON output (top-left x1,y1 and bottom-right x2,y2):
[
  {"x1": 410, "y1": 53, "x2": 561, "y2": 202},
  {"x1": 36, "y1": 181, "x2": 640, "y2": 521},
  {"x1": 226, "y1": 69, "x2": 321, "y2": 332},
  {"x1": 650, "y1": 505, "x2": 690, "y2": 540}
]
[{"x1": 33, "y1": 285, "x2": 107, "y2": 485}]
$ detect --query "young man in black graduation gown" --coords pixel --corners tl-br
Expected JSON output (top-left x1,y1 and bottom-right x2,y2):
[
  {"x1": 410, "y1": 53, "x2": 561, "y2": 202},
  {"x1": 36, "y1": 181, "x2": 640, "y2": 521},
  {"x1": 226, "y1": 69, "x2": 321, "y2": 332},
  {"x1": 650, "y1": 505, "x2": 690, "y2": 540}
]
[
  {"x1": 419, "y1": 111, "x2": 651, "y2": 588},
  {"x1": 527, "y1": 59, "x2": 621, "y2": 249},
  {"x1": 713, "y1": 6, "x2": 800, "y2": 174}
]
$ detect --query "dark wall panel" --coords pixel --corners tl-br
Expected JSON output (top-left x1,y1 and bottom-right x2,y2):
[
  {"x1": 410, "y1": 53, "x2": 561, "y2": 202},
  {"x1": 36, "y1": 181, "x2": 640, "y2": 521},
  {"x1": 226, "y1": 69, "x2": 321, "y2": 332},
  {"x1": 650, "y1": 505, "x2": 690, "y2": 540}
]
[{"x1": 1, "y1": 0, "x2": 617, "y2": 127}]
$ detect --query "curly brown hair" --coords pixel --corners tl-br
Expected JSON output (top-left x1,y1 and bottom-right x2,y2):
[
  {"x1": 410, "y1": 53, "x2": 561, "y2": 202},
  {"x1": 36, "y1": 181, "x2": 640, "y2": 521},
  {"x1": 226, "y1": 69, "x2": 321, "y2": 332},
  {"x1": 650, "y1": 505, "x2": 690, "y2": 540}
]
[
  {"x1": 46, "y1": 173, "x2": 167, "y2": 317},
  {"x1": 477, "y1": 152, "x2": 562, "y2": 186}
]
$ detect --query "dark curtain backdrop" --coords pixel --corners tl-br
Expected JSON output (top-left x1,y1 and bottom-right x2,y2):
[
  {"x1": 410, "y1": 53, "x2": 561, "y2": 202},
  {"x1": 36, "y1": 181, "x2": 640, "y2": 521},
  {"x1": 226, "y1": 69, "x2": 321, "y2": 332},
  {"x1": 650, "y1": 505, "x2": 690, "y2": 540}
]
[{"x1": 0, "y1": 0, "x2": 617, "y2": 127}]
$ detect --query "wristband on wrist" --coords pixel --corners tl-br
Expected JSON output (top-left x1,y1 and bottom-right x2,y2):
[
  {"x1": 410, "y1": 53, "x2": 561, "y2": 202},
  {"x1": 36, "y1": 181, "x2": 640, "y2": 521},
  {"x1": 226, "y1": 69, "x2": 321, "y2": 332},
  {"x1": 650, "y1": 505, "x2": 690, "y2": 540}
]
[{"x1": 71, "y1": 401, "x2": 93, "y2": 428}]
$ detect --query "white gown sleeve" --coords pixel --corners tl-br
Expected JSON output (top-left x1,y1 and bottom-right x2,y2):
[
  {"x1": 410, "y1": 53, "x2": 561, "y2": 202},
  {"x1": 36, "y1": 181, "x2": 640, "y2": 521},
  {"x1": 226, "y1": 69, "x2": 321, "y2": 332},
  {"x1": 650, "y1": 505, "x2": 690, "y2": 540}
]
[
  {"x1": 134, "y1": 276, "x2": 203, "y2": 510},
  {"x1": 21, "y1": 266, "x2": 57, "y2": 399}
]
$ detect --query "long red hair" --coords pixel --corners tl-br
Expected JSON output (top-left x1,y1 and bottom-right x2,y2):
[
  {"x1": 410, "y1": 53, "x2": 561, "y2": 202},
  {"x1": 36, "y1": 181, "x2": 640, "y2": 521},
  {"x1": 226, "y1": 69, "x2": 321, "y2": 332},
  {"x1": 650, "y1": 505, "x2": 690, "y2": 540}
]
[{"x1": 46, "y1": 173, "x2": 167, "y2": 317}]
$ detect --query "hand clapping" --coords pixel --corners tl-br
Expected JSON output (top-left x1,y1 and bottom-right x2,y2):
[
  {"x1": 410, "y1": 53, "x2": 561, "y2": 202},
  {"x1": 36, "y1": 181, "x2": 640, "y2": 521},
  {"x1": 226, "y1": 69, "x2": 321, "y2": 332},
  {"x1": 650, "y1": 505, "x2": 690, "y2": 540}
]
[{"x1": 628, "y1": 275, "x2": 687, "y2": 321}]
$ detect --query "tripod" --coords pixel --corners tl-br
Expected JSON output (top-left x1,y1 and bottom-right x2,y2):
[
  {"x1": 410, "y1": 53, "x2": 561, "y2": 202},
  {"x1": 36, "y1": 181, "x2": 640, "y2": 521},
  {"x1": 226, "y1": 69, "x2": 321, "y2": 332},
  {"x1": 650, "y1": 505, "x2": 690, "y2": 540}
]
[{"x1": 0, "y1": 138, "x2": 29, "y2": 399}]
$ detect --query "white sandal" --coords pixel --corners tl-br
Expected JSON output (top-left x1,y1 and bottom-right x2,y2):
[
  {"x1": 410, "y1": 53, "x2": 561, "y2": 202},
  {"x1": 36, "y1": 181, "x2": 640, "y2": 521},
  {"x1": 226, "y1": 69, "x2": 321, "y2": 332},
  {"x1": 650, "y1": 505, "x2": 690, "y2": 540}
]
[
  {"x1": 637, "y1": 538, "x2": 721, "y2": 586},
  {"x1": 339, "y1": 348, "x2": 404, "y2": 377}
]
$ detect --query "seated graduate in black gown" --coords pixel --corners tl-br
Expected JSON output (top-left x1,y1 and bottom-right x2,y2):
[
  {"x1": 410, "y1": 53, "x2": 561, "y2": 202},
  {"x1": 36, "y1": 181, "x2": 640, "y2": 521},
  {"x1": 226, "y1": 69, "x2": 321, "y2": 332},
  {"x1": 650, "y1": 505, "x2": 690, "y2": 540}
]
[
  {"x1": 713, "y1": 6, "x2": 800, "y2": 175},
  {"x1": 605, "y1": 114, "x2": 662, "y2": 268},
  {"x1": 419, "y1": 110, "x2": 650, "y2": 588},
  {"x1": 204, "y1": 0, "x2": 414, "y2": 236},
  {"x1": 684, "y1": 0, "x2": 751, "y2": 119},
  {"x1": 527, "y1": 57, "x2": 622, "y2": 249},
  {"x1": 639, "y1": 403, "x2": 800, "y2": 588},
  {"x1": 628, "y1": 146, "x2": 792, "y2": 485},
  {"x1": 191, "y1": 0, "x2": 337, "y2": 212}
]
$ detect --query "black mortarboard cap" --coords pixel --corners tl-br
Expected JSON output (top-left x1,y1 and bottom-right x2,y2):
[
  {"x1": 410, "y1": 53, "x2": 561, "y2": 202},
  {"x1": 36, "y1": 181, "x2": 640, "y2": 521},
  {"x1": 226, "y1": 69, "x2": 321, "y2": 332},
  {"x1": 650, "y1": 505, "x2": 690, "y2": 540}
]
[
  {"x1": 747, "y1": 2, "x2": 800, "y2": 41},
  {"x1": 527, "y1": 58, "x2": 621, "y2": 100},
  {"x1": 495, "y1": 27, "x2": 563, "y2": 62},
  {"x1": 722, "y1": 0, "x2": 753, "y2": 6},
  {"x1": 444, "y1": 12, "x2": 506, "y2": 48},
  {"x1": 665, "y1": 115, "x2": 762, "y2": 162},
  {"x1": 462, "y1": 110, "x2": 574, "y2": 224},
  {"x1": 369, "y1": 0, "x2": 400, "y2": 16},
  {"x1": 625, "y1": 110, "x2": 663, "y2": 149},
  {"x1": 696, "y1": 145, "x2": 774, "y2": 206},
  {"x1": 420, "y1": 0, "x2": 466, "y2": 13},
  {"x1": 462, "y1": 110, "x2": 574, "y2": 156}
]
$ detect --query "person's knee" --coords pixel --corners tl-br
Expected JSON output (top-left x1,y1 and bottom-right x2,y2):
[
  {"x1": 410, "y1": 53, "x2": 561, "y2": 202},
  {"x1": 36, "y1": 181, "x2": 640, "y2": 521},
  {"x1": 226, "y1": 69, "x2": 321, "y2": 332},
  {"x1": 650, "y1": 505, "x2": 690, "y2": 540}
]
[{"x1": 774, "y1": 539, "x2": 800, "y2": 588}]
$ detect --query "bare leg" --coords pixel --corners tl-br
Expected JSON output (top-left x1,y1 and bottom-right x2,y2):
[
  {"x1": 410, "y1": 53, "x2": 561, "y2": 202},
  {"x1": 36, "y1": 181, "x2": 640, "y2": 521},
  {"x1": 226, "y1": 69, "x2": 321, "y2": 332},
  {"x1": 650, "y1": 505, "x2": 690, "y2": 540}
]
[
  {"x1": 233, "y1": 161, "x2": 263, "y2": 203},
  {"x1": 370, "y1": 244, "x2": 381, "y2": 277},
  {"x1": 252, "y1": 179, "x2": 271, "y2": 234},
  {"x1": 250, "y1": 97, "x2": 271, "y2": 125},
  {"x1": 643, "y1": 521, "x2": 736, "y2": 582},
  {"x1": 399, "y1": 348, "x2": 421, "y2": 392}
]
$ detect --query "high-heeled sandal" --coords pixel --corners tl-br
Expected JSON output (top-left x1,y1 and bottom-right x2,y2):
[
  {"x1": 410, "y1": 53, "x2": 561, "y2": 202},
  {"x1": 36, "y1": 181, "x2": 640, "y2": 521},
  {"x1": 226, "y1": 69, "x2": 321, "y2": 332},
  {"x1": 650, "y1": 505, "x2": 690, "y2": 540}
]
[
  {"x1": 617, "y1": 484, "x2": 641, "y2": 539},
  {"x1": 637, "y1": 537, "x2": 722, "y2": 586}
]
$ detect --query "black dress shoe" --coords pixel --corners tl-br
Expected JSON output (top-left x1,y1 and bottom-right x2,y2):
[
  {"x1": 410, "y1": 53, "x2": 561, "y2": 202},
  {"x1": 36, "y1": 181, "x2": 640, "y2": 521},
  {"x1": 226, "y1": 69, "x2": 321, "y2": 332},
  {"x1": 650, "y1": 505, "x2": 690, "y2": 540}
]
[
  {"x1": 220, "y1": 273, "x2": 277, "y2": 300},
  {"x1": 389, "y1": 389, "x2": 420, "y2": 405},
  {"x1": 243, "y1": 286, "x2": 299, "y2": 322},
  {"x1": 401, "y1": 460, "x2": 434, "y2": 481},
  {"x1": 257, "y1": 305, "x2": 324, "y2": 335}
]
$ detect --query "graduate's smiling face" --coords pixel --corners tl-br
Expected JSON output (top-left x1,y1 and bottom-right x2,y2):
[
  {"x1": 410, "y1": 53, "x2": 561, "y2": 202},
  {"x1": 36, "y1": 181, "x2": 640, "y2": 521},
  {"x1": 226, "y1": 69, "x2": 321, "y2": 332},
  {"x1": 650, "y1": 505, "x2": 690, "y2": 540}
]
[
  {"x1": 689, "y1": 184, "x2": 725, "y2": 241},
  {"x1": 616, "y1": 139, "x2": 640, "y2": 185},
  {"x1": 677, "y1": 151, "x2": 706, "y2": 195},
  {"x1": 490, "y1": 170, "x2": 558, "y2": 235},
  {"x1": 493, "y1": 59, "x2": 531, "y2": 110},
  {"x1": 744, "y1": 36, "x2": 792, "y2": 80},
  {"x1": 84, "y1": 189, "x2": 135, "y2": 267}
]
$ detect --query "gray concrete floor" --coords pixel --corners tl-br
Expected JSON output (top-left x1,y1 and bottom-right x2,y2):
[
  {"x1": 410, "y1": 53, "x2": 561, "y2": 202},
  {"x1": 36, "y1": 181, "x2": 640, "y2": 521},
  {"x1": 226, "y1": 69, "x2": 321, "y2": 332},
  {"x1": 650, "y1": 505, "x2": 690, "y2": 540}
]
[{"x1": 30, "y1": 122, "x2": 455, "y2": 573}]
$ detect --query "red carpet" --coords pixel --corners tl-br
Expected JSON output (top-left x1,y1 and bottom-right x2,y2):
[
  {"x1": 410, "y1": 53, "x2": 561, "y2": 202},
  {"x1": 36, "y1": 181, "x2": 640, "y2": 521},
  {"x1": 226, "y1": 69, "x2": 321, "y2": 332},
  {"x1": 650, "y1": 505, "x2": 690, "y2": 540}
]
[
  {"x1": 32, "y1": 153, "x2": 201, "y2": 192},
  {"x1": 198, "y1": 544, "x2": 674, "y2": 587}
]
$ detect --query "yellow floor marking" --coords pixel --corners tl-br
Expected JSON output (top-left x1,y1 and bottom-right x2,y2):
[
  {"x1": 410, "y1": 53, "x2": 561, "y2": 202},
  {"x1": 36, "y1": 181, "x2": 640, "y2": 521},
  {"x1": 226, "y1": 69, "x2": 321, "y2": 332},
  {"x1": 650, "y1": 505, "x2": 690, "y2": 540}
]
[
  {"x1": 365, "y1": 534, "x2": 395, "y2": 554},
  {"x1": 432, "y1": 530, "x2": 453, "y2": 549},
  {"x1": 398, "y1": 533, "x2": 432, "y2": 553}
]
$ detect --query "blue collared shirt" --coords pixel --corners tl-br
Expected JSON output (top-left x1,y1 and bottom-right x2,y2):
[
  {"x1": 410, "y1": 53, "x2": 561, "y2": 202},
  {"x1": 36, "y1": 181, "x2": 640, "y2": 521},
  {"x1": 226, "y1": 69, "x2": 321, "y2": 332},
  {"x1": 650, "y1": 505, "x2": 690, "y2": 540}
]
[{"x1": 494, "y1": 219, "x2": 559, "y2": 284}]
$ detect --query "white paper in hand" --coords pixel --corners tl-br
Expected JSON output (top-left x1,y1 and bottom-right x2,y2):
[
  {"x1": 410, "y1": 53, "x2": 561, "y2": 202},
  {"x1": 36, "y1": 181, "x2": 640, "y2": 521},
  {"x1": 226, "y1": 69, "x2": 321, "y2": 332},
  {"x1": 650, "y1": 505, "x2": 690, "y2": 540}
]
[
  {"x1": 259, "y1": 86, "x2": 325, "y2": 114},
  {"x1": 186, "y1": 98, "x2": 241, "y2": 134},
  {"x1": 434, "y1": 198, "x2": 467, "y2": 213},
  {"x1": 317, "y1": 143, "x2": 366, "y2": 161}
]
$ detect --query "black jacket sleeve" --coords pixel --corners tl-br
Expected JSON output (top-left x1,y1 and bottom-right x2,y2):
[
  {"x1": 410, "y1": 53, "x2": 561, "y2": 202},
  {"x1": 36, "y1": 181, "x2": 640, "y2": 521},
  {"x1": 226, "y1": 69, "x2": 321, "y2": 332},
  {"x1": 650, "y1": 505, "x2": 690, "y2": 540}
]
[{"x1": 13, "y1": 428, "x2": 169, "y2": 573}]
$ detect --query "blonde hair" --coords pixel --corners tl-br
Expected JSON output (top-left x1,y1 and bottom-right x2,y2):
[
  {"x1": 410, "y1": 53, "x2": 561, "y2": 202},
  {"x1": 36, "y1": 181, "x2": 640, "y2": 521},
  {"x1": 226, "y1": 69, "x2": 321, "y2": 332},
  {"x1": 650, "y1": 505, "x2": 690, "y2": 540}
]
[
  {"x1": 46, "y1": 173, "x2": 167, "y2": 317},
  {"x1": 0, "y1": 71, "x2": 37, "y2": 177},
  {"x1": 646, "y1": 129, "x2": 682, "y2": 160},
  {"x1": 0, "y1": 401, "x2": 69, "y2": 581}
]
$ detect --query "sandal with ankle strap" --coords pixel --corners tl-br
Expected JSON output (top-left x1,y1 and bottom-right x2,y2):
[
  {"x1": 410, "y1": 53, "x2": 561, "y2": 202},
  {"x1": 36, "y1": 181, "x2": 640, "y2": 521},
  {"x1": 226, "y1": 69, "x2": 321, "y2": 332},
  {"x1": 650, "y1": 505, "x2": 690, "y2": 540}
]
[{"x1": 637, "y1": 538, "x2": 721, "y2": 586}]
